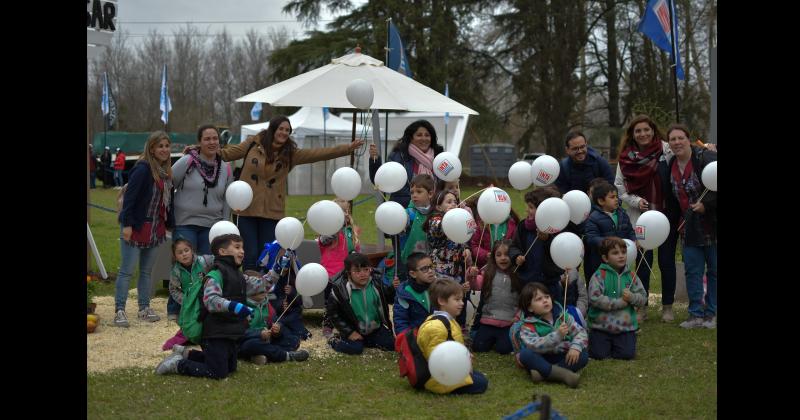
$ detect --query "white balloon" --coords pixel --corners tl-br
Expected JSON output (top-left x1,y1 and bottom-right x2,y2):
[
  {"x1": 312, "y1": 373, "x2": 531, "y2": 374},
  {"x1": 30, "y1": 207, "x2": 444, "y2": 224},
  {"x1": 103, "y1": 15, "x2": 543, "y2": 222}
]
[
  {"x1": 428, "y1": 341, "x2": 472, "y2": 386},
  {"x1": 535, "y1": 198, "x2": 571, "y2": 234},
  {"x1": 550, "y1": 232, "x2": 584, "y2": 270},
  {"x1": 442, "y1": 208, "x2": 478, "y2": 244},
  {"x1": 307, "y1": 200, "x2": 345, "y2": 236},
  {"x1": 345, "y1": 78, "x2": 374, "y2": 109},
  {"x1": 208, "y1": 221, "x2": 240, "y2": 244},
  {"x1": 477, "y1": 187, "x2": 512, "y2": 225},
  {"x1": 562, "y1": 190, "x2": 592, "y2": 224},
  {"x1": 635, "y1": 210, "x2": 670, "y2": 250},
  {"x1": 274, "y1": 217, "x2": 304, "y2": 250},
  {"x1": 225, "y1": 180, "x2": 254, "y2": 212},
  {"x1": 374, "y1": 161, "x2": 408, "y2": 193},
  {"x1": 375, "y1": 201, "x2": 408, "y2": 235},
  {"x1": 623, "y1": 239, "x2": 638, "y2": 270},
  {"x1": 531, "y1": 155, "x2": 561, "y2": 186},
  {"x1": 701, "y1": 161, "x2": 717, "y2": 191},
  {"x1": 295, "y1": 263, "x2": 329, "y2": 296},
  {"x1": 432, "y1": 152, "x2": 462, "y2": 182},
  {"x1": 331, "y1": 167, "x2": 362, "y2": 201},
  {"x1": 508, "y1": 161, "x2": 533, "y2": 190}
]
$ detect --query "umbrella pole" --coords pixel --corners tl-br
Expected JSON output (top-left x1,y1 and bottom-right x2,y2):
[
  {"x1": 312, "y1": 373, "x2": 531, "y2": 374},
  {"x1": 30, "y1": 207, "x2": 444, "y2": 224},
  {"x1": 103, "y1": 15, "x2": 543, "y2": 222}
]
[{"x1": 351, "y1": 111, "x2": 356, "y2": 168}]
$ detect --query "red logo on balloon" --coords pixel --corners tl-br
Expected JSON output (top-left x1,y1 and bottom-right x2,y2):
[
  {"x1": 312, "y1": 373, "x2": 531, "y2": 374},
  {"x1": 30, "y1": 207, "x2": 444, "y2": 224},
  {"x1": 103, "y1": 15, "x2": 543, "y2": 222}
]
[
  {"x1": 437, "y1": 160, "x2": 454, "y2": 176},
  {"x1": 494, "y1": 191, "x2": 508, "y2": 202},
  {"x1": 536, "y1": 170, "x2": 551, "y2": 184},
  {"x1": 635, "y1": 225, "x2": 646, "y2": 240}
]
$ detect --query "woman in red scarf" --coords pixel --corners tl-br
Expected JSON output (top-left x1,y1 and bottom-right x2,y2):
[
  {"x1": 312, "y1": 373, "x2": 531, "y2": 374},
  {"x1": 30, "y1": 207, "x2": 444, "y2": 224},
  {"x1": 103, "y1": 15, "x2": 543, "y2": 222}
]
[{"x1": 614, "y1": 115, "x2": 678, "y2": 323}]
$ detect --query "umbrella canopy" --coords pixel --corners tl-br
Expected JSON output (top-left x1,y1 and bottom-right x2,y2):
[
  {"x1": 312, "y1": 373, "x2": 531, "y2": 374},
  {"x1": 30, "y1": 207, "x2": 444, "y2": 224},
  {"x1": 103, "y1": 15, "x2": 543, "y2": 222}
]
[
  {"x1": 241, "y1": 106, "x2": 370, "y2": 140},
  {"x1": 236, "y1": 51, "x2": 478, "y2": 115}
]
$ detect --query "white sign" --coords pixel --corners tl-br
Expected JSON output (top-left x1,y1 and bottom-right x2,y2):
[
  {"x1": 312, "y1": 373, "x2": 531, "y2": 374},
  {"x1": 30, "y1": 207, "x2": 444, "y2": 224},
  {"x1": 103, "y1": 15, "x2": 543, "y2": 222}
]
[{"x1": 87, "y1": 0, "x2": 117, "y2": 48}]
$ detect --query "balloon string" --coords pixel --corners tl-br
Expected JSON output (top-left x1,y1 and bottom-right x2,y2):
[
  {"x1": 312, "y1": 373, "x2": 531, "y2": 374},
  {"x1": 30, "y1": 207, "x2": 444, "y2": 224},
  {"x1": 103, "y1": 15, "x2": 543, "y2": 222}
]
[
  {"x1": 513, "y1": 236, "x2": 538, "y2": 273},
  {"x1": 562, "y1": 268, "x2": 570, "y2": 323},
  {"x1": 676, "y1": 187, "x2": 709, "y2": 232},
  {"x1": 275, "y1": 294, "x2": 300, "y2": 324},
  {"x1": 461, "y1": 187, "x2": 488, "y2": 204},
  {"x1": 640, "y1": 251, "x2": 656, "y2": 286}
]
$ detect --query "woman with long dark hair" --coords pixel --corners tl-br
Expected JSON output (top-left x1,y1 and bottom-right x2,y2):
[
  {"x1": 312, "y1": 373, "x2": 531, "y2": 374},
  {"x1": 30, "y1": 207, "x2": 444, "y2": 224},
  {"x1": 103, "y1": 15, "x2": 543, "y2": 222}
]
[
  {"x1": 368, "y1": 120, "x2": 444, "y2": 208},
  {"x1": 220, "y1": 115, "x2": 364, "y2": 270}
]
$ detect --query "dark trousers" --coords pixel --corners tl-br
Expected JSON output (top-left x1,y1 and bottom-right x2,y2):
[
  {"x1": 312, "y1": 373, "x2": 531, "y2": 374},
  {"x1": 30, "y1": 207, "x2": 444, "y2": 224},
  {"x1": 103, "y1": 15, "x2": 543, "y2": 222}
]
[
  {"x1": 517, "y1": 347, "x2": 589, "y2": 377},
  {"x1": 177, "y1": 338, "x2": 239, "y2": 379},
  {"x1": 472, "y1": 324, "x2": 513, "y2": 354},
  {"x1": 588, "y1": 329, "x2": 636, "y2": 360},
  {"x1": 636, "y1": 227, "x2": 678, "y2": 305},
  {"x1": 451, "y1": 370, "x2": 489, "y2": 394},
  {"x1": 238, "y1": 216, "x2": 278, "y2": 271},
  {"x1": 167, "y1": 296, "x2": 181, "y2": 316},
  {"x1": 238, "y1": 330, "x2": 300, "y2": 362},
  {"x1": 90, "y1": 171, "x2": 96, "y2": 188},
  {"x1": 331, "y1": 325, "x2": 395, "y2": 355}
]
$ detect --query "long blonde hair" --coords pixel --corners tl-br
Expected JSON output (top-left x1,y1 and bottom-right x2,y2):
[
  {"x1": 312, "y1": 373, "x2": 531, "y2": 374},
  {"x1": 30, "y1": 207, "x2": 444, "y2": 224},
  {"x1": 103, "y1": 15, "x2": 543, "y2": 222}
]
[{"x1": 139, "y1": 131, "x2": 173, "y2": 181}]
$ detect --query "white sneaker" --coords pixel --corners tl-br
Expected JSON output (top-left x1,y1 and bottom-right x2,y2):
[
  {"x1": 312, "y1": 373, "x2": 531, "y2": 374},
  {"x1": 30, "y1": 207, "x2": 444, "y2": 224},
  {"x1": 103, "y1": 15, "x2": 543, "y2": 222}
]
[
  {"x1": 138, "y1": 307, "x2": 161, "y2": 322},
  {"x1": 114, "y1": 310, "x2": 130, "y2": 328},
  {"x1": 155, "y1": 353, "x2": 183, "y2": 375},
  {"x1": 679, "y1": 316, "x2": 705, "y2": 329},
  {"x1": 702, "y1": 316, "x2": 716, "y2": 329}
]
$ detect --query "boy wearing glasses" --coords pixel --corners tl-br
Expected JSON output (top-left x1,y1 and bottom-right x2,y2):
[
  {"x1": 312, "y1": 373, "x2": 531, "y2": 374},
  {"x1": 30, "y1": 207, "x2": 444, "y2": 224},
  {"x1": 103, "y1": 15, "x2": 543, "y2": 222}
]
[
  {"x1": 327, "y1": 253, "x2": 396, "y2": 354},
  {"x1": 555, "y1": 131, "x2": 615, "y2": 195},
  {"x1": 393, "y1": 252, "x2": 436, "y2": 335}
]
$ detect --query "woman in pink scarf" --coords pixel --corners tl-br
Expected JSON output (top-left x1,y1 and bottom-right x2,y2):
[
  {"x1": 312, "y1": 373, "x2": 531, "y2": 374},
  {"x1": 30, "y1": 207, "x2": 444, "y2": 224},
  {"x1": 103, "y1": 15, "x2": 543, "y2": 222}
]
[{"x1": 368, "y1": 120, "x2": 444, "y2": 208}]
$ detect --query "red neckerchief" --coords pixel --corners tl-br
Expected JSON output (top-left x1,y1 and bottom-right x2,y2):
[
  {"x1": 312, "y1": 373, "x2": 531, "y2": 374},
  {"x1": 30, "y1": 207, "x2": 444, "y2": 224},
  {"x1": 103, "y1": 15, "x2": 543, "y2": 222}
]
[
  {"x1": 619, "y1": 140, "x2": 663, "y2": 207},
  {"x1": 671, "y1": 158, "x2": 694, "y2": 214}
]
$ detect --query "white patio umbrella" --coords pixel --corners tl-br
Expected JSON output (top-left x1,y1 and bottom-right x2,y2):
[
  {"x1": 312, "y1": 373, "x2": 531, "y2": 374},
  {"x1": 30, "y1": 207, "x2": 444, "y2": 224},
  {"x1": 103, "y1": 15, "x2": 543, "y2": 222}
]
[{"x1": 236, "y1": 51, "x2": 478, "y2": 115}]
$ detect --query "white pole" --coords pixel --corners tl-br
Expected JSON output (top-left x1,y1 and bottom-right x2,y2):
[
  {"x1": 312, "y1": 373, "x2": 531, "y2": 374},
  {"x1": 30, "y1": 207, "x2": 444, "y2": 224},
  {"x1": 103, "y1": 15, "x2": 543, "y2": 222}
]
[{"x1": 87, "y1": 223, "x2": 108, "y2": 279}]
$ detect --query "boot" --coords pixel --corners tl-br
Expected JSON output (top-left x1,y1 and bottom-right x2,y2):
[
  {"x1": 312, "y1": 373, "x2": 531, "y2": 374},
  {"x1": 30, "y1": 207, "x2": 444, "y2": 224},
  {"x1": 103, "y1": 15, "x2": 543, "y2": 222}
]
[
  {"x1": 661, "y1": 305, "x2": 675, "y2": 322},
  {"x1": 529, "y1": 370, "x2": 544, "y2": 383},
  {"x1": 546, "y1": 365, "x2": 580, "y2": 388}
]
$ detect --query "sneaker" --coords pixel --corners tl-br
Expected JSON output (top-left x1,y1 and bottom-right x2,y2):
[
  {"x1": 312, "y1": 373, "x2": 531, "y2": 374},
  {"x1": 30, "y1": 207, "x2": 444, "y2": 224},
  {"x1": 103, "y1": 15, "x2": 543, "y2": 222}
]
[
  {"x1": 155, "y1": 353, "x2": 183, "y2": 375},
  {"x1": 172, "y1": 344, "x2": 188, "y2": 358},
  {"x1": 679, "y1": 316, "x2": 705, "y2": 329},
  {"x1": 138, "y1": 307, "x2": 161, "y2": 322},
  {"x1": 288, "y1": 350, "x2": 309, "y2": 362},
  {"x1": 322, "y1": 327, "x2": 334, "y2": 339},
  {"x1": 250, "y1": 355, "x2": 267, "y2": 365},
  {"x1": 661, "y1": 305, "x2": 675, "y2": 323},
  {"x1": 167, "y1": 313, "x2": 178, "y2": 322},
  {"x1": 114, "y1": 309, "x2": 130, "y2": 328},
  {"x1": 702, "y1": 315, "x2": 716, "y2": 329}
]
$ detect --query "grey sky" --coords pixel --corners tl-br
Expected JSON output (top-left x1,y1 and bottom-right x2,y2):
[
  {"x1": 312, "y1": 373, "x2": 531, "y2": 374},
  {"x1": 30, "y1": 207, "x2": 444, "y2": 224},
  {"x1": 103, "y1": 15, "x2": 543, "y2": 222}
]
[{"x1": 115, "y1": 0, "x2": 364, "y2": 43}]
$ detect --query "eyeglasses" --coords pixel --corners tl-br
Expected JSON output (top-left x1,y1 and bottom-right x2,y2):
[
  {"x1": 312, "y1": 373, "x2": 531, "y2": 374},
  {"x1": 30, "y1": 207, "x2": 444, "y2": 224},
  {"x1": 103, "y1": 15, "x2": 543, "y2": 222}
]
[
  {"x1": 568, "y1": 144, "x2": 587, "y2": 152},
  {"x1": 414, "y1": 265, "x2": 434, "y2": 273}
]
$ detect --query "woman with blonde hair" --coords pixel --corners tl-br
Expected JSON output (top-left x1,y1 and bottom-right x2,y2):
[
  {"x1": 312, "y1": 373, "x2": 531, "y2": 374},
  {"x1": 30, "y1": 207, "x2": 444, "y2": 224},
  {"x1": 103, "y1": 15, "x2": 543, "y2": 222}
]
[{"x1": 114, "y1": 131, "x2": 174, "y2": 327}]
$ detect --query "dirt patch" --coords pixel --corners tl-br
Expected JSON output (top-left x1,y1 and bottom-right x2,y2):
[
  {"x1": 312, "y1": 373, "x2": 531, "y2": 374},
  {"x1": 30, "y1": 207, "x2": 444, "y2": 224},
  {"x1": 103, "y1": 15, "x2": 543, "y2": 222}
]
[{"x1": 88, "y1": 292, "x2": 338, "y2": 374}]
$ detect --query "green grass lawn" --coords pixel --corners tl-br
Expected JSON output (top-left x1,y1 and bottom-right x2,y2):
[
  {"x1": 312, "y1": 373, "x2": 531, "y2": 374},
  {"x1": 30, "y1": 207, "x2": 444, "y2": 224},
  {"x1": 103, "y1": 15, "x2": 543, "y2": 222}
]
[{"x1": 87, "y1": 184, "x2": 715, "y2": 419}]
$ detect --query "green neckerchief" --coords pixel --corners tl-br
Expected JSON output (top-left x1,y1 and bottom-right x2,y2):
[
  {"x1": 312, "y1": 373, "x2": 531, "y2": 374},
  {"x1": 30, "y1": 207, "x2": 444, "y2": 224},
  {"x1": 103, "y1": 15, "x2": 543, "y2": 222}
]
[
  {"x1": 529, "y1": 304, "x2": 573, "y2": 342},
  {"x1": 587, "y1": 263, "x2": 638, "y2": 329},
  {"x1": 344, "y1": 225, "x2": 356, "y2": 253},
  {"x1": 401, "y1": 207, "x2": 430, "y2": 263},
  {"x1": 490, "y1": 219, "x2": 509, "y2": 243},
  {"x1": 404, "y1": 284, "x2": 430, "y2": 312},
  {"x1": 247, "y1": 299, "x2": 273, "y2": 330},
  {"x1": 349, "y1": 280, "x2": 381, "y2": 334}
]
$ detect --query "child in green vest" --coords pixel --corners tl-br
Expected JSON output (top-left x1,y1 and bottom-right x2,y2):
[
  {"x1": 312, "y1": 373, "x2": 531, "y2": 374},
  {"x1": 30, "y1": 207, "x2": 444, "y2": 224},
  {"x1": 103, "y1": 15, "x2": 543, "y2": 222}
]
[
  {"x1": 587, "y1": 237, "x2": 647, "y2": 360},
  {"x1": 393, "y1": 252, "x2": 436, "y2": 335},
  {"x1": 398, "y1": 174, "x2": 435, "y2": 281}
]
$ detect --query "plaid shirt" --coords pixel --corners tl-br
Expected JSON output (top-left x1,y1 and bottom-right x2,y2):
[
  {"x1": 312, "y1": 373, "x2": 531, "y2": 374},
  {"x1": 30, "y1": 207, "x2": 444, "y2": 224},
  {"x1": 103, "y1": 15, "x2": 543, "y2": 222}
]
[{"x1": 671, "y1": 160, "x2": 714, "y2": 246}]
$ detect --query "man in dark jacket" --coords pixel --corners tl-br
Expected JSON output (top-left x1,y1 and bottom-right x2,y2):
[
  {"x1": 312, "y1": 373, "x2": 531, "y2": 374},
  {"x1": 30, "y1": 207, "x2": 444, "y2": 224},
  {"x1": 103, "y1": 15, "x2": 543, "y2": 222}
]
[
  {"x1": 555, "y1": 132, "x2": 615, "y2": 195},
  {"x1": 327, "y1": 253, "x2": 396, "y2": 355}
]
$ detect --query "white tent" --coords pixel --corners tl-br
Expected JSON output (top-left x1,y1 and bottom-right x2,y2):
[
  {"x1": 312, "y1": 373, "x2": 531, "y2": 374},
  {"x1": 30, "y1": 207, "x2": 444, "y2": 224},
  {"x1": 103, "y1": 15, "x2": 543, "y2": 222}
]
[{"x1": 240, "y1": 106, "x2": 373, "y2": 196}]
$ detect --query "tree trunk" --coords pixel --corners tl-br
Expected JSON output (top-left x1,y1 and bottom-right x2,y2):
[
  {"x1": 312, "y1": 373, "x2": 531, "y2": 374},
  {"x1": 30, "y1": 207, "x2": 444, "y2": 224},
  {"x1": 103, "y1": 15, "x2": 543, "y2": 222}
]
[{"x1": 605, "y1": 0, "x2": 621, "y2": 158}]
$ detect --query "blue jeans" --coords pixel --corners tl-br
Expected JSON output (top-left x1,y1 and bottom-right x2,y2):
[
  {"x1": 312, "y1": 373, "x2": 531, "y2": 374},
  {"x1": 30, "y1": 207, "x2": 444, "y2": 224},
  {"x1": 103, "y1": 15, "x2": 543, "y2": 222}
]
[
  {"x1": 517, "y1": 347, "x2": 589, "y2": 376},
  {"x1": 115, "y1": 230, "x2": 158, "y2": 311},
  {"x1": 450, "y1": 370, "x2": 489, "y2": 394},
  {"x1": 167, "y1": 296, "x2": 181, "y2": 316},
  {"x1": 589, "y1": 330, "x2": 636, "y2": 360},
  {"x1": 114, "y1": 169, "x2": 124, "y2": 187},
  {"x1": 636, "y1": 227, "x2": 678, "y2": 305},
  {"x1": 683, "y1": 244, "x2": 717, "y2": 318},
  {"x1": 90, "y1": 171, "x2": 96, "y2": 188},
  {"x1": 237, "y1": 216, "x2": 278, "y2": 271},
  {"x1": 238, "y1": 329, "x2": 301, "y2": 362},
  {"x1": 330, "y1": 325, "x2": 395, "y2": 355},
  {"x1": 173, "y1": 225, "x2": 212, "y2": 255},
  {"x1": 472, "y1": 324, "x2": 513, "y2": 354}
]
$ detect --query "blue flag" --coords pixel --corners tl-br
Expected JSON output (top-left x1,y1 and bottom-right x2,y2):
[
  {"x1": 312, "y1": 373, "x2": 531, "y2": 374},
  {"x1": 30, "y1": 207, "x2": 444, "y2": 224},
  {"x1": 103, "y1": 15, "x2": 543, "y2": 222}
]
[
  {"x1": 638, "y1": 0, "x2": 685, "y2": 80},
  {"x1": 250, "y1": 102, "x2": 262, "y2": 121},
  {"x1": 101, "y1": 72, "x2": 117, "y2": 130},
  {"x1": 387, "y1": 22, "x2": 412, "y2": 77},
  {"x1": 444, "y1": 83, "x2": 449, "y2": 125},
  {"x1": 160, "y1": 64, "x2": 172, "y2": 124},
  {"x1": 101, "y1": 72, "x2": 110, "y2": 116},
  {"x1": 322, "y1": 107, "x2": 330, "y2": 121}
]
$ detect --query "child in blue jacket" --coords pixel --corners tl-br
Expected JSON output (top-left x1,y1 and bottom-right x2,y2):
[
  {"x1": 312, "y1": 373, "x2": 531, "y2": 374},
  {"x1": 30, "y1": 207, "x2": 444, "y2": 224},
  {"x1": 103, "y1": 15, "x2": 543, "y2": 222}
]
[
  {"x1": 584, "y1": 182, "x2": 636, "y2": 290},
  {"x1": 393, "y1": 252, "x2": 436, "y2": 335}
]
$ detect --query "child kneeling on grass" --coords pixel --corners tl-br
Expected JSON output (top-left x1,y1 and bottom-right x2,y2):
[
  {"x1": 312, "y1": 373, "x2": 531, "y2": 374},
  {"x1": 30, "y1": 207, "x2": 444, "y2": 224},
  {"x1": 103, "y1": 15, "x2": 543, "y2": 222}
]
[
  {"x1": 510, "y1": 282, "x2": 589, "y2": 388},
  {"x1": 327, "y1": 253, "x2": 396, "y2": 355},
  {"x1": 587, "y1": 237, "x2": 647, "y2": 360},
  {"x1": 154, "y1": 234, "x2": 262, "y2": 379},
  {"x1": 416, "y1": 279, "x2": 488, "y2": 394}
]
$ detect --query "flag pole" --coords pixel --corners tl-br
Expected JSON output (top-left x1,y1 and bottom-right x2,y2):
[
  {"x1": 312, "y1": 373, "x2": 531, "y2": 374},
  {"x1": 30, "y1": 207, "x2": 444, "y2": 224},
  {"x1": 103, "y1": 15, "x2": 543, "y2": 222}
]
[
  {"x1": 668, "y1": 0, "x2": 680, "y2": 123},
  {"x1": 384, "y1": 18, "x2": 391, "y2": 163}
]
